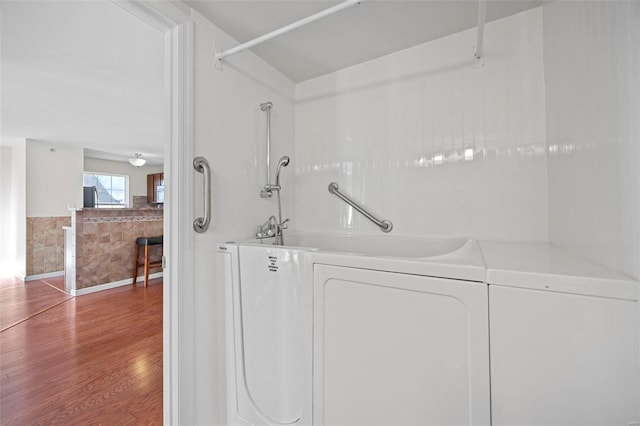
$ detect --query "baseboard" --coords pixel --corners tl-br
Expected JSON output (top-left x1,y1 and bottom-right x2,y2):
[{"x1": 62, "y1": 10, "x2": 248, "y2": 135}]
[
  {"x1": 72, "y1": 272, "x2": 163, "y2": 296},
  {"x1": 25, "y1": 271, "x2": 64, "y2": 281}
]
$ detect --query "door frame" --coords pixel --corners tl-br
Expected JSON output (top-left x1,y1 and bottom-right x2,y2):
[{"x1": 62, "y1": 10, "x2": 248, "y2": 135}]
[{"x1": 112, "y1": 1, "x2": 194, "y2": 424}]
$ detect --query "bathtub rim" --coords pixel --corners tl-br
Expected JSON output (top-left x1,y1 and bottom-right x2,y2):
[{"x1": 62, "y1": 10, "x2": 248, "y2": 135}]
[{"x1": 219, "y1": 231, "x2": 487, "y2": 283}]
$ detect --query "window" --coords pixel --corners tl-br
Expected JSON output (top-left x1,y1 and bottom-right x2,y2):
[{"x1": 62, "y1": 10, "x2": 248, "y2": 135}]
[{"x1": 83, "y1": 172, "x2": 129, "y2": 208}]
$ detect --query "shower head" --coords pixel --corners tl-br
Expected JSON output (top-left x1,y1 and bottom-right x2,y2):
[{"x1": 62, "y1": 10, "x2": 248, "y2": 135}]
[
  {"x1": 260, "y1": 156, "x2": 289, "y2": 198},
  {"x1": 275, "y1": 156, "x2": 290, "y2": 187},
  {"x1": 277, "y1": 156, "x2": 290, "y2": 169}
]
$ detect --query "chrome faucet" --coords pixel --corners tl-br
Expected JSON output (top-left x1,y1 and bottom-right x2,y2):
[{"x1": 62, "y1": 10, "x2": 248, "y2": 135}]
[
  {"x1": 256, "y1": 215, "x2": 289, "y2": 244},
  {"x1": 256, "y1": 216, "x2": 277, "y2": 239}
]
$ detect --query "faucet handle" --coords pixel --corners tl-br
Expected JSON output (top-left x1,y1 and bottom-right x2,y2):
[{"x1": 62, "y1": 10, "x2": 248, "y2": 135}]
[{"x1": 281, "y1": 218, "x2": 289, "y2": 229}]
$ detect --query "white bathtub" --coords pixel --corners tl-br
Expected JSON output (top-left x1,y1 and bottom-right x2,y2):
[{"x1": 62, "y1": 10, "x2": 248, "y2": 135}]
[
  {"x1": 281, "y1": 232, "x2": 470, "y2": 258},
  {"x1": 267, "y1": 232, "x2": 486, "y2": 282},
  {"x1": 217, "y1": 234, "x2": 640, "y2": 425},
  {"x1": 217, "y1": 232, "x2": 489, "y2": 426}
]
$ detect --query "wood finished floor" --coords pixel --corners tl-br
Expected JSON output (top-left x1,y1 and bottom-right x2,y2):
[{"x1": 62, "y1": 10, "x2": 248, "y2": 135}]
[
  {"x1": 0, "y1": 276, "x2": 72, "y2": 332},
  {"x1": 0, "y1": 278, "x2": 162, "y2": 425}
]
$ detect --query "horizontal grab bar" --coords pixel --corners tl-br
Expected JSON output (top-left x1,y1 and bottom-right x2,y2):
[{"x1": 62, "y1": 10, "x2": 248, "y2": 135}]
[{"x1": 328, "y1": 182, "x2": 393, "y2": 233}]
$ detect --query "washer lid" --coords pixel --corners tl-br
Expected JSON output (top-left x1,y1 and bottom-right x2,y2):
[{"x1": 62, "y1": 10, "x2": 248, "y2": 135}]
[{"x1": 479, "y1": 241, "x2": 639, "y2": 301}]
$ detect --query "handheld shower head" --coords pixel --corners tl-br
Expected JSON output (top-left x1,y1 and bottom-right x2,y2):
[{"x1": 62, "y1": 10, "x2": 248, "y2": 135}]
[
  {"x1": 278, "y1": 156, "x2": 290, "y2": 168},
  {"x1": 275, "y1": 156, "x2": 290, "y2": 187}
]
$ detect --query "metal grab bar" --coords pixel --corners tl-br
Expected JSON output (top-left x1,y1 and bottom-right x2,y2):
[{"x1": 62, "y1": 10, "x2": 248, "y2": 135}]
[
  {"x1": 193, "y1": 157, "x2": 211, "y2": 233},
  {"x1": 328, "y1": 182, "x2": 393, "y2": 233}
]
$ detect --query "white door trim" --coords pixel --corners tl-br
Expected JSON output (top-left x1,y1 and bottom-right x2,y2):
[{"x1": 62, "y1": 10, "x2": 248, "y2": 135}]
[
  {"x1": 111, "y1": 2, "x2": 193, "y2": 424},
  {"x1": 165, "y1": 20, "x2": 196, "y2": 426}
]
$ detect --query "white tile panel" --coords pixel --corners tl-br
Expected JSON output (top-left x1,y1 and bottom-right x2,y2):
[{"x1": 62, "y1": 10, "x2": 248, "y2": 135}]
[
  {"x1": 191, "y1": 10, "x2": 296, "y2": 424},
  {"x1": 545, "y1": 1, "x2": 640, "y2": 280},
  {"x1": 294, "y1": 8, "x2": 548, "y2": 242}
]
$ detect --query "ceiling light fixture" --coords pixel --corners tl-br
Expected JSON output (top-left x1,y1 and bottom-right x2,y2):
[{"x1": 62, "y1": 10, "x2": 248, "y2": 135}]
[{"x1": 128, "y1": 153, "x2": 146, "y2": 167}]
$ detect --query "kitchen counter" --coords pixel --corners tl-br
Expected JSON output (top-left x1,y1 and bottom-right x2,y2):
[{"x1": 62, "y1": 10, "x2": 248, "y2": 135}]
[{"x1": 65, "y1": 207, "x2": 163, "y2": 294}]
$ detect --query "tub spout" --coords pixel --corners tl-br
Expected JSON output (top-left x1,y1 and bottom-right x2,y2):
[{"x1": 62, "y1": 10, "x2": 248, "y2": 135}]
[{"x1": 256, "y1": 215, "x2": 277, "y2": 239}]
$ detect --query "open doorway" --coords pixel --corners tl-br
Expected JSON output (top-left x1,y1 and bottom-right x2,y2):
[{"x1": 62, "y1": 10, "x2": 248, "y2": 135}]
[{"x1": 0, "y1": 1, "x2": 172, "y2": 423}]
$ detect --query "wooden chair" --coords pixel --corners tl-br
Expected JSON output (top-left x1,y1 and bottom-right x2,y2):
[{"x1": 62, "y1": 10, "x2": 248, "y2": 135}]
[{"x1": 132, "y1": 236, "x2": 163, "y2": 287}]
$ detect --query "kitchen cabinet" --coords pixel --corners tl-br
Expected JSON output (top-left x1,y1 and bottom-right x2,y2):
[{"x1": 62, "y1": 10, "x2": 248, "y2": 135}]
[{"x1": 147, "y1": 173, "x2": 164, "y2": 204}]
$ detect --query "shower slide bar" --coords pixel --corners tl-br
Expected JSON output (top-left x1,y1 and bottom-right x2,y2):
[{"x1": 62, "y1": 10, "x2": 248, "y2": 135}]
[
  {"x1": 260, "y1": 101, "x2": 275, "y2": 198},
  {"x1": 328, "y1": 182, "x2": 393, "y2": 233},
  {"x1": 215, "y1": 0, "x2": 362, "y2": 61}
]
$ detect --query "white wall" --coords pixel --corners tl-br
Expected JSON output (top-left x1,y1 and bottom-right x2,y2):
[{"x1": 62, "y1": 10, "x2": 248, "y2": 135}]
[
  {"x1": 83, "y1": 157, "x2": 163, "y2": 206},
  {"x1": 26, "y1": 139, "x2": 83, "y2": 217},
  {"x1": 3, "y1": 143, "x2": 27, "y2": 277},
  {"x1": 0, "y1": 146, "x2": 13, "y2": 275},
  {"x1": 14, "y1": 144, "x2": 26, "y2": 278},
  {"x1": 0, "y1": 144, "x2": 26, "y2": 277},
  {"x1": 545, "y1": 1, "x2": 640, "y2": 280},
  {"x1": 191, "y1": 9, "x2": 296, "y2": 425},
  {"x1": 294, "y1": 8, "x2": 547, "y2": 241}
]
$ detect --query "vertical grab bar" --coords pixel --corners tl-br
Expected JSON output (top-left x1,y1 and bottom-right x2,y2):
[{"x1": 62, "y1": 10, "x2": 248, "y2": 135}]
[{"x1": 193, "y1": 157, "x2": 211, "y2": 233}]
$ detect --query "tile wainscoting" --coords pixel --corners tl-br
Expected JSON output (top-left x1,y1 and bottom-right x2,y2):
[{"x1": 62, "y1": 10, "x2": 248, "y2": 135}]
[
  {"x1": 26, "y1": 216, "x2": 71, "y2": 276},
  {"x1": 74, "y1": 209, "x2": 163, "y2": 290}
]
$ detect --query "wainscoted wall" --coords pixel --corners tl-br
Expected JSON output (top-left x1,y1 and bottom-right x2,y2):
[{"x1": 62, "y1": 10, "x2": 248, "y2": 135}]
[
  {"x1": 26, "y1": 216, "x2": 71, "y2": 276},
  {"x1": 294, "y1": 8, "x2": 547, "y2": 241},
  {"x1": 544, "y1": 1, "x2": 640, "y2": 280},
  {"x1": 75, "y1": 209, "x2": 163, "y2": 289}
]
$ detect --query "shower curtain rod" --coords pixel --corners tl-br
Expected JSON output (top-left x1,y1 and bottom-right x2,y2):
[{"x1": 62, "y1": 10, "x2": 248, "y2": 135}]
[{"x1": 215, "y1": 0, "x2": 362, "y2": 61}]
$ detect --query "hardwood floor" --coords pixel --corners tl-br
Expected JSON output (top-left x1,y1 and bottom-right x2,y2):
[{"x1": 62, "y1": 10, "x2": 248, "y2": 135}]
[
  {"x1": 42, "y1": 275, "x2": 66, "y2": 292},
  {"x1": 0, "y1": 276, "x2": 72, "y2": 332},
  {"x1": 0, "y1": 278, "x2": 162, "y2": 425}
]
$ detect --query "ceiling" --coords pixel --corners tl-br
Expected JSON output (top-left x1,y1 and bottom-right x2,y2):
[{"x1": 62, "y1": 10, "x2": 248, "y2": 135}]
[
  {"x1": 0, "y1": 1, "x2": 165, "y2": 165},
  {"x1": 1, "y1": 0, "x2": 542, "y2": 165},
  {"x1": 184, "y1": 0, "x2": 543, "y2": 83}
]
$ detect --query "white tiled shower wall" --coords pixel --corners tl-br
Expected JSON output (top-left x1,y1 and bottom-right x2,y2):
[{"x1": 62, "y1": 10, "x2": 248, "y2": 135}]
[
  {"x1": 545, "y1": 1, "x2": 640, "y2": 280},
  {"x1": 192, "y1": 9, "x2": 296, "y2": 424},
  {"x1": 294, "y1": 8, "x2": 548, "y2": 241},
  {"x1": 293, "y1": 3, "x2": 639, "y2": 280}
]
